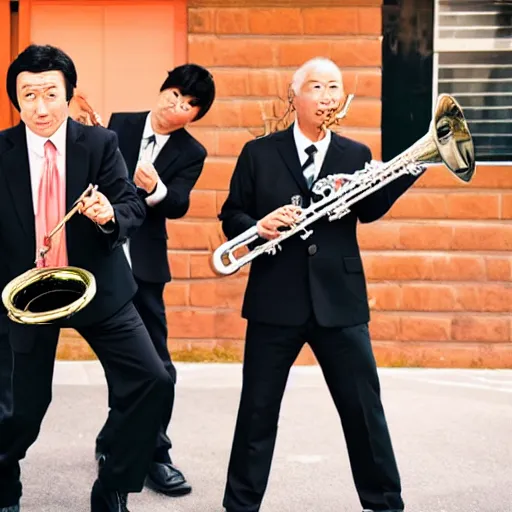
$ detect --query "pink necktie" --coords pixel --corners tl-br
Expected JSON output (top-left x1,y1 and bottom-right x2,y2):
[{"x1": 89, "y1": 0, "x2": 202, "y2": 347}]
[{"x1": 36, "y1": 140, "x2": 68, "y2": 268}]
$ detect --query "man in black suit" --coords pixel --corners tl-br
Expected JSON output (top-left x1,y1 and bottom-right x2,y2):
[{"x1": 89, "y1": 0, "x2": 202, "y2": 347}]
[
  {"x1": 94, "y1": 64, "x2": 215, "y2": 497},
  {"x1": 0, "y1": 44, "x2": 174, "y2": 512},
  {"x1": 219, "y1": 57, "x2": 421, "y2": 512}
]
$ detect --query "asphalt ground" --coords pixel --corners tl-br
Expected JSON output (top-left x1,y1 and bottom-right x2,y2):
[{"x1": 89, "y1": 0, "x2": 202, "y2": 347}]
[{"x1": 13, "y1": 363, "x2": 512, "y2": 512}]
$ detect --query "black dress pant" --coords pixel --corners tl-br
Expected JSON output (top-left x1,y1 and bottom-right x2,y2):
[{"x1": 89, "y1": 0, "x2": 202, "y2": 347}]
[
  {"x1": 0, "y1": 301, "x2": 173, "y2": 508},
  {"x1": 223, "y1": 319, "x2": 404, "y2": 512},
  {"x1": 96, "y1": 278, "x2": 176, "y2": 464}
]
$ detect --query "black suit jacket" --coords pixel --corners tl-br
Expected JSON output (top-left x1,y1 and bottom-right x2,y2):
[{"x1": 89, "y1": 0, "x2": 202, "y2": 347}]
[
  {"x1": 0, "y1": 119, "x2": 146, "y2": 351},
  {"x1": 219, "y1": 124, "x2": 419, "y2": 328},
  {"x1": 108, "y1": 112, "x2": 207, "y2": 283}
]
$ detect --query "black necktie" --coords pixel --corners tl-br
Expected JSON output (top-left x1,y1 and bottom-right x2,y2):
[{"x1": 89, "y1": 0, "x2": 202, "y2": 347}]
[
  {"x1": 302, "y1": 144, "x2": 318, "y2": 188},
  {"x1": 144, "y1": 134, "x2": 157, "y2": 162}
]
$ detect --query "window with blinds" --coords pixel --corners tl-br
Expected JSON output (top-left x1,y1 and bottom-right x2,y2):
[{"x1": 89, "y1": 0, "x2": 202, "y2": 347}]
[{"x1": 434, "y1": 1, "x2": 512, "y2": 161}]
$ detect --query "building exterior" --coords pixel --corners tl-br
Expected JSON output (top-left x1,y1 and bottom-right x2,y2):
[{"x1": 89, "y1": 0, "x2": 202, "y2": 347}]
[{"x1": 1, "y1": 0, "x2": 510, "y2": 367}]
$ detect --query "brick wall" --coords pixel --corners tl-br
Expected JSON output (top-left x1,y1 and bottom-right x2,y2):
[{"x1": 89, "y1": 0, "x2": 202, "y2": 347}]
[{"x1": 58, "y1": 0, "x2": 512, "y2": 368}]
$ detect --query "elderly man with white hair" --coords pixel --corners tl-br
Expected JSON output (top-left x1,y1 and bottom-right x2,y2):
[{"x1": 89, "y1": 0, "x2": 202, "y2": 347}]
[{"x1": 218, "y1": 57, "x2": 420, "y2": 512}]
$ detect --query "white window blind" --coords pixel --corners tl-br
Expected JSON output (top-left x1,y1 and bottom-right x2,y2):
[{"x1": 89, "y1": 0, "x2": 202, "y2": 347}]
[{"x1": 433, "y1": 0, "x2": 512, "y2": 161}]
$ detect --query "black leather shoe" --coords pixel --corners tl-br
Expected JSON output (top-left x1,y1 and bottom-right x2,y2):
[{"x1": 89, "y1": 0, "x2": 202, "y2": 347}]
[
  {"x1": 91, "y1": 478, "x2": 130, "y2": 512},
  {"x1": 144, "y1": 461, "x2": 192, "y2": 497}
]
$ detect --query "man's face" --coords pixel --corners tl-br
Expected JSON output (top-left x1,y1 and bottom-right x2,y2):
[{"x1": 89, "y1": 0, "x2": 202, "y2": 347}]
[
  {"x1": 293, "y1": 68, "x2": 344, "y2": 129},
  {"x1": 152, "y1": 87, "x2": 200, "y2": 133},
  {"x1": 16, "y1": 70, "x2": 69, "y2": 137}
]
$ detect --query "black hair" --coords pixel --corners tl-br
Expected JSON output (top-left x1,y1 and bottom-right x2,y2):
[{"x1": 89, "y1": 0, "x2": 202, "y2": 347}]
[
  {"x1": 7, "y1": 44, "x2": 77, "y2": 111},
  {"x1": 160, "y1": 64, "x2": 215, "y2": 121}
]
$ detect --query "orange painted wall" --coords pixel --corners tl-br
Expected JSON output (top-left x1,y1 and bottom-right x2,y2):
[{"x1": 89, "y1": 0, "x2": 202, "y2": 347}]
[{"x1": 23, "y1": 0, "x2": 187, "y2": 122}]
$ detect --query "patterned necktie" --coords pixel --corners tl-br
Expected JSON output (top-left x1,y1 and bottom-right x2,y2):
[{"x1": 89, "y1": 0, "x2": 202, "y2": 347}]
[
  {"x1": 302, "y1": 144, "x2": 318, "y2": 189},
  {"x1": 36, "y1": 140, "x2": 67, "y2": 268}
]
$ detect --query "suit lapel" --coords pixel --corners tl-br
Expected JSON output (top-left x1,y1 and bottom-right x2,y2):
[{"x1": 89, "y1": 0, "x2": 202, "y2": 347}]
[
  {"x1": 2, "y1": 124, "x2": 36, "y2": 240},
  {"x1": 123, "y1": 113, "x2": 146, "y2": 177},
  {"x1": 276, "y1": 124, "x2": 309, "y2": 196},
  {"x1": 65, "y1": 119, "x2": 90, "y2": 211},
  {"x1": 315, "y1": 133, "x2": 347, "y2": 182},
  {"x1": 153, "y1": 129, "x2": 182, "y2": 178}
]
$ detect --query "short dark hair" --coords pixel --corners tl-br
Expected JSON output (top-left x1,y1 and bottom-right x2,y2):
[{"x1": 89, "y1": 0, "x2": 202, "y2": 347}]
[
  {"x1": 7, "y1": 44, "x2": 77, "y2": 111},
  {"x1": 160, "y1": 64, "x2": 215, "y2": 121}
]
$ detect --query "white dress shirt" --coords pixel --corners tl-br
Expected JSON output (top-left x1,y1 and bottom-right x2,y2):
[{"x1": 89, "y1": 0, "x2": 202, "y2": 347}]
[
  {"x1": 293, "y1": 121, "x2": 331, "y2": 183},
  {"x1": 123, "y1": 112, "x2": 170, "y2": 267},
  {"x1": 25, "y1": 120, "x2": 67, "y2": 214}
]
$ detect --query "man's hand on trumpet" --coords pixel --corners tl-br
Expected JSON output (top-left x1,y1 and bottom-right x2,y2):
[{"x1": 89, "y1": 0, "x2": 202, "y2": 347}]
[
  {"x1": 78, "y1": 189, "x2": 115, "y2": 225},
  {"x1": 256, "y1": 205, "x2": 301, "y2": 240}
]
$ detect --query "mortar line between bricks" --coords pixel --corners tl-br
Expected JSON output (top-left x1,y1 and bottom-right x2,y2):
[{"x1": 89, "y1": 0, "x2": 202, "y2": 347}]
[
  {"x1": 206, "y1": 66, "x2": 382, "y2": 72},
  {"x1": 193, "y1": 34, "x2": 382, "y2": 40},
  {"x1": 164, "y1": 307, "x2": 512, "y2": 317},
  {"x1": 174, "y1": 277, "x2": 511, "y2": 286}
]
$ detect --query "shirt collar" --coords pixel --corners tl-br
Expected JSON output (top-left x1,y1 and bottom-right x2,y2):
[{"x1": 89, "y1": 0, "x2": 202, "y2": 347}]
[
  {"x1": 25, "y1": 118, "x2": 68, "y2": 157},
  {"x1": 143, "y1": 112, "x2": 170, "y2": 148},
  {"x1": 293, "y1": 121, "x2": 331, "y2": 157}
]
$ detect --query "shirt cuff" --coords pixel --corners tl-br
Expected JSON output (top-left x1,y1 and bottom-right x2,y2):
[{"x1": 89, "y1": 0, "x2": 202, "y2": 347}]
[{"x1": 145, "y1": 178, "x2": 168, "y2": 207}]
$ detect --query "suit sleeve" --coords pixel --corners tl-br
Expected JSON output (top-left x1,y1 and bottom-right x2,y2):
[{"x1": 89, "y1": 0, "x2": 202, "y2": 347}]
[
  {"x1": 352, "y1": 145, "x2": 421, "y2": 223},
  {"x1": 218, "y1": 143, "x2": 258, "y2": 240},
  {"x1": 96, "y1": 130, "x2": 146, "y2": 248},
  {"x1": 149, "y1": 149, "x2": 206, "y2": 219}
]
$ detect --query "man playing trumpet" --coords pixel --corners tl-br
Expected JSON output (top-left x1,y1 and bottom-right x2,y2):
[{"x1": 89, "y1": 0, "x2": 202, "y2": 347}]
[{"x1": 219, "y1": 57, "x2": 421, "y2": 512}]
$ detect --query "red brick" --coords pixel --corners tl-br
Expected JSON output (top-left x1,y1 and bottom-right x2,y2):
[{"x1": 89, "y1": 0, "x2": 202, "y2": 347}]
[
  {"x1": 190, "y1": 254, "x2": 218, "y2": 278},
  {"x1": 248, "y1": 8, "x2": 302, "y2": 35},
  {"x1": 451, "y1": 316, "x2": 510, "y2": 343},
  {"x1": 388, "y1": 193, "x2": 447, "y2": 219},
  {"x1": 217, "y1": 129, "x2": 254, "y2": 157},
  {"x1": 400, "y1": 316, "x2": 452, "y2": 341},
  {"x1": 189, "y1": 35, "x2": 275, "y2": 67},
  {"x1": 210, "y1": 69, "x2": 249, "y2": 97},
  {"x1": 302, "y1": 8, "x2": 360, "y2": 35},
  {"x1": 188, "y1": 8, "x2": 215, "y2": 33},
  {"x1": 363, "y1": 253, "x2": 487, "y2": 282},
  {"x1": 196, "y1": 158, "x2": 236, "y2": 191},
  {"x1": 276, "y1": 39, "x2": 381, "y2": 67},
  {"x1": 215, "y1": 311, "x2": 247, "y2": 339},
  {"x1": 186, "y1": 127, "x2": 217, "y2": 154},
  {"x1": 163, "y1": 282, "x2": 189, "y2": 306},
  {"x1": 193, "y1": 99, "x2": 272, "y2": 128},
  {"x1": 167, "y1": 221, "x2": 222, "y2": 250},
  {"x1": 216, "y1": 190, "x2": 229, "y2": 213},
  {"x1": 452, "y1": 224, "x2": 512, "y2": 251},
  {"x1": 339, "y1": 128, "x2": 381, "y2": 160},
  {"x1": 447, "y1": 193, "x2": 500, "y2": 220},
  {"x1": 503, "y1": 193, "x2": 512, "y2": 219},
  {"x1": 343, "y1": 99, "x2": 381, "y2": 129},
  {"x1": 402, "y1": 284, "x2": 456, "y2": 311},
  {"x1": 186, "y1": 190, "x2": 218, "y2": 218},
  {"x1": 167, "y1": 252, "x2": 190, "y2": 279},
  {"x1": 215, "y1": 8, "x2": 249, "y2": 33},
  {"x1": 367, "y1": 284, "x2": 402, "y2": 310},
  {"x1": 166, "y1": 309, "x2": 216, "y2": 338},
  {"x1": 486, "y1": 257, "x2": 512, "y2": 281},
  {"x1": 372, "y1": 341, "x2": 512, "y2": 368},
  {"x1": 343, "y1": 70, "x2": 381, "y2": 98},
  {"x1": 357, "y1": 6, "x2": 382, "y2": 35},
  {"x1": 189, "y1": 277, "x2": 247, "y2": 308},
  {"x1": 369, "y1": 313, "x2": 400, "y2": 341},
  {"x1": 415, "y1": 165, "x2": 512, "y2": 189},
  {"x1": 399, "y1": 223, "x2": 453, "y2": 250},
  {"x1": 357, "y1": 223, "x2": 401, "y2": 250}
]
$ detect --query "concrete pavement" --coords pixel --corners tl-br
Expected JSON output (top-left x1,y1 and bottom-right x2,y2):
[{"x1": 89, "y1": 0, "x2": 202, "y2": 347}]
[{"x1": 14, "y1": 363, "x2": 512, "y2": 512}]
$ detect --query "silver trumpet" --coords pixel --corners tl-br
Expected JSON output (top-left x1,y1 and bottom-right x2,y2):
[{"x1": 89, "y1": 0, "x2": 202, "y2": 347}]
[{"x1": 212, "y1": 94, "x2": 476, "y2": 276}]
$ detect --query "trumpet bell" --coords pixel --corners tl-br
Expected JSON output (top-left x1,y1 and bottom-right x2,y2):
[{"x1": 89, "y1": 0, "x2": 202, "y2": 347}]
[{"x1": 1, "y1": 266, "x2": 97, "y2": 325}]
